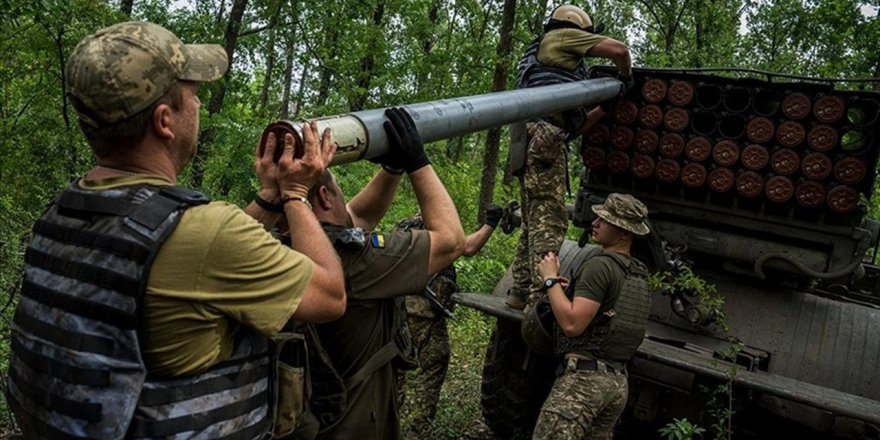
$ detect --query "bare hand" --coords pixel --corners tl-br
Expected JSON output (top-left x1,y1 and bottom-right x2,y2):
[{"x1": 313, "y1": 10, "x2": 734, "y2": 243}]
[
  {"x1": 277, "y1": 121, "x2": 336, "y2": 197},
  {"x1": 254, "y1": 132, "x2": 280, "y2": 200},
  {"x1": 537, "y1": 252, "x2": 561, "y2": 280}
]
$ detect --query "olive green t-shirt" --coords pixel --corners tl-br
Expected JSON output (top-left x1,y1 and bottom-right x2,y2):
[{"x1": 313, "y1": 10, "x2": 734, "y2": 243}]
[
  {"x1": 316, "y1": 227, "x2": 430, "y2": 440},
  {"x1": 574, "y1": 252, "x2": 631, "y2": 315},
  {"x1": 537, "y1": 28, "x2": 608, "y2": 72},
  {"x1": 80, "y1": 175, "x2": 314, "y2": 376}
]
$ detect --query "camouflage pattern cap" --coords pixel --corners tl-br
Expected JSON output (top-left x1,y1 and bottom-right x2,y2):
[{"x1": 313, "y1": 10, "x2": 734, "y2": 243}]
[
  {"x1": 591, "y1": 193, "x2": 650, "y2": 236},
  {"x1": 66, "y1": 21, "x2": 228, "y2": 126}
]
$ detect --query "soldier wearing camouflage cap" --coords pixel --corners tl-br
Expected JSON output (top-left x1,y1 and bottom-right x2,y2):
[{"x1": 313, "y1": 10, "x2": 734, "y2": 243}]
[
  {"x1": 7, "y1": 21, "x2": 345, "y2": 439},
  {"x1": 529, "y1": 193, "x2": 652, "y2": 440}
]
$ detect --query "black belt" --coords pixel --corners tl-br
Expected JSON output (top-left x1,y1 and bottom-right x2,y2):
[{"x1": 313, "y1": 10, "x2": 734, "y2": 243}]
[{"x1": 557, "y1": 357, "x2": 623, "y2": 375}]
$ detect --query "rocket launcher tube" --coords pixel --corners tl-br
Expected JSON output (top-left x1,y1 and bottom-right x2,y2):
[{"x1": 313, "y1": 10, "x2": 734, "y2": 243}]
[{"x1": 260, "y1": 77, "x2": 623, "y2": 165}]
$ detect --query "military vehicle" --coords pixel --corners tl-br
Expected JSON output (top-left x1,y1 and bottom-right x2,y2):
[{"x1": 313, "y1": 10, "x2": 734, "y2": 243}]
[
  {"x1": 454, "y1": 67, "x2": 880, "y2": 439},
  {"x1": 261, "y1": 68, "x2": 880, "y2": 438}
]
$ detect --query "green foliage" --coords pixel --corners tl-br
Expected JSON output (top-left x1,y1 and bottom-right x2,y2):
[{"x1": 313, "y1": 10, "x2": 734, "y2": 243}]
[
  {"x1": 659, "y1": 417, "x2": 706, "y2": 440},
  {"x1": 1, "y1": 0, "x2": 879, "y2": 437},
  {"x1": 400, "y1": 308, "x2": 495, "y2": 439},
  {"x1": 701, "y1": 380, "x2": 736, "y2": 440},
  {"x1": 648, "y1": 265, "x2": 724, "y2": 324},
  {"x1": 649, "y1": 266, "x2": 741, "y2": 439}
]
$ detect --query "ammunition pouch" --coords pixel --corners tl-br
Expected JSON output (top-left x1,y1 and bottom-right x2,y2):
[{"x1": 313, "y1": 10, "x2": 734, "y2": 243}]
[{"x1": 270, "y1": 331, "x2": 308, "y2": 438}]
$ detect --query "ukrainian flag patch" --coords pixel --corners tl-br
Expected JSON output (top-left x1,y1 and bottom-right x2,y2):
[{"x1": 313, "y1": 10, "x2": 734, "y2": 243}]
[{"x1": 371, "y1": 234, "x2": 386, "y2": 248}]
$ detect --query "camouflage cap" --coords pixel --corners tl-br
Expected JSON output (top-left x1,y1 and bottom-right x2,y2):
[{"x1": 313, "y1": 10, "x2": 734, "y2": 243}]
[
  {"x1": 66, "y1": 21, "x2": 228, "y2": 126},
  {"x1": 591, "y1": 193, "x2": 650, "y2": 236}
]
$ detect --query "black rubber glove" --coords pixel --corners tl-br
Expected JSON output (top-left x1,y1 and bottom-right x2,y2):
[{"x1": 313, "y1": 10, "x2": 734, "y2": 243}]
[
  {"x1": 372, "y1": 107, "x2": 431, "y2": 173},
  {"x1": 485, "y1": 204, "x2": 503, "y2": 228},
  {"x1": 617, "y1": 72, "x2": 635, "y2": 96},
  {"x1": 599, "y1": 96, "x2": 619, "y2": 113}
]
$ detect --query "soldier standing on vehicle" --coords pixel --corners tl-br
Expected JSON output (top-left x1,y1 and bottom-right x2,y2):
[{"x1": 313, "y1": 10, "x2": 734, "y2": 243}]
[
  {"x1": 530, "y1": 193, "x2": 651, "y2": 440},
  {"x1": 507, "y1": 4, "x2": 633, "y2": 310},
  {"x1": 306, "y1": 107, "x2": 465, "y2": 439},
  {"x1": 395, "y1": 204, "x2": 504, "y2": 438},
  {"x1": 6, "y1": 21, "x2": 345, "y2": 439}
]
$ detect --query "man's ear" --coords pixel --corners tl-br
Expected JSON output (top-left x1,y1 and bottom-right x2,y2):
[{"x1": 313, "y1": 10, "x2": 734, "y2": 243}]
[
  {"x1": 152, "y1": 103, "x2": 175, "y2": 140},
  {"x1": 318, "y1": 185, "x2": 334, "y2": 210}
]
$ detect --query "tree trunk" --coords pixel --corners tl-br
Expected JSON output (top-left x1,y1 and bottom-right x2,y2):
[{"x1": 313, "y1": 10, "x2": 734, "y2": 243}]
[
  {"x1": 349, "y1": 0, "x2": 386, "y2": 111},
  {"x1": 193, "y1": 0, "x2": 248, "y2": 189},
  {"x1": 258, "y1": 2, "x2": 281, "y2": 111},
  {"x1": 416, "y1": 0, "x2": 441, "y2": 94},
  {"x1": 530, "y1": 0, "x2": 549, "y2": 35},
  {"x1": 316, "y1": 16, "x2": 340, "y2": 108},
  {"x1": 53, "y1": 25, "x2": 78, "y2": 177},
  {"x1": 292, "y1": 58, "x2": 310, "y2": 118},
  {"x1": 477, "y1": 0, "x2": 516, "y2": 224},
  {"x1": 281, "y1": 7, "x2": 299, "y2": 119},
  {"x1": 120, "y1": 0, "x2": 134, "y2": 17}
]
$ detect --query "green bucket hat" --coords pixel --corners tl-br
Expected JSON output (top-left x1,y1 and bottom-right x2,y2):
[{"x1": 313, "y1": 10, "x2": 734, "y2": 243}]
[
  {"x1": 66, "y1": 21, "x2": 228, "y2": 126},
  {"x1": 591, "y1": 193, "x2": 650, "y2": 236}
]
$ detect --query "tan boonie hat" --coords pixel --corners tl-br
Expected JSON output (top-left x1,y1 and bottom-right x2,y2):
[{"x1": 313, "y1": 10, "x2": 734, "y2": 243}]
[
  {"x1": 66, "y1": 21, "x2": 228, "y2": 126},
  {"x1": 591, "y1": 193, "x2": 650, "y2": 236}
]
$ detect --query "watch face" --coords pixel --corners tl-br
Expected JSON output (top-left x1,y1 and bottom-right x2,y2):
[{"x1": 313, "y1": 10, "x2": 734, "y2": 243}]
[{"x1": 544, "y1": 278, "x2": 555, "y2": 288}]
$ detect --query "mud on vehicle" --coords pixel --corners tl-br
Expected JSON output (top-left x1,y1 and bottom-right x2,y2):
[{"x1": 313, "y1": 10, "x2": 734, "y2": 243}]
[{"x1": 455, "y1": 67, "x2": 880, "y2": 440}]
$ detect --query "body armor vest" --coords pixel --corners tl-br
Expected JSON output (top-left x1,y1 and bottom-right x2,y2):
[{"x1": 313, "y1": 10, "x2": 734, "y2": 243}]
[
  {"x1": 515, "y1": 37, "x2": 590, "y2": 134},
  {"x1": 555, "y1": 253, "x2": 652, "y2": 364},
  {"x1": 7, "y1": 183, "x2": 271, "y2": 439}
]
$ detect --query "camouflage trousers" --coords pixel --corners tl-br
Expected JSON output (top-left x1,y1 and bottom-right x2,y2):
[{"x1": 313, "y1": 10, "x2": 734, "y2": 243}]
[
  {"x1": 397, "y1": 314, "x2": 450, "y2": 438},
  {"x1": 511, "y1": 121, "x2": 570, "y2": 302},
  {"x1": 533, "y1": 361, "x2": 628, "y2": 440}
]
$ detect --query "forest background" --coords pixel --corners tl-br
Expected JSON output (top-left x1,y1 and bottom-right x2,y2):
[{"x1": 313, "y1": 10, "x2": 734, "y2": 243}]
[{"x1": 0, "y1": 0, "x2": 878, "y2": 438}]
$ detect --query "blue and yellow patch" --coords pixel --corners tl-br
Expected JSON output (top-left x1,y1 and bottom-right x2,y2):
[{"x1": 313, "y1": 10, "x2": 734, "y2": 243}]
[{"x1": 371, "y1": 233, "x2": 386, "y2": 248}]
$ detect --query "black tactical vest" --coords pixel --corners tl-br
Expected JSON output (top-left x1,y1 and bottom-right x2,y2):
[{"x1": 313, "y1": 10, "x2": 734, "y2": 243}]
[
  {"x1": 515, "y1": 37, "x2": 591, "y2": 134},
  {"x1": 555, "y1": 253, "x2": 652, "y2": 364},
  {"x1": 7, "y1": 183, "x2": 271, "y2": 439}
]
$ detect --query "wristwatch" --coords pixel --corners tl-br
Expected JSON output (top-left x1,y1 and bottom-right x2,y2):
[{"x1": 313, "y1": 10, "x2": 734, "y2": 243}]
[{"x1": 543, "y1": 277, "x2": 562, "y2": 290}]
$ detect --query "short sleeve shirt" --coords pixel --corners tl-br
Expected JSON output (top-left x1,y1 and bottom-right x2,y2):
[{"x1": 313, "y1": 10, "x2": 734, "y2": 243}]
[
  {"x1": 315, "y1": 226, "x2": 430, "y2": 440},
  {"x1": 79, "y1": 175, "x2": 314, "y2": 376},
  {"x1": 537, "y1": 28, "x2": 608, "y2": 72},
  {"x1": 574, "y1": 252, "x2": 631, "y2": 315}
]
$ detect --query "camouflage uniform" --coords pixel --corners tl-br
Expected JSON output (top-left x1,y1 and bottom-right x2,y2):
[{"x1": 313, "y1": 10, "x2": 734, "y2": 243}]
[
  {"x1": 395, "y1": 215, "x2": 458, "y2": 438},
  {"x1": 532, "y1": 360, "x2": 628, "y2": 440},
  {"x1": 510, "y1": 121, "x2": 570, "y2": 304},
  {"x1": 533, "y1": 194, "x2": 652, "y2": 440}
]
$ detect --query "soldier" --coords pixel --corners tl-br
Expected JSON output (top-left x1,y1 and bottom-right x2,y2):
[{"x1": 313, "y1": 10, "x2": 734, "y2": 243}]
[
  {"x1": 307, "y1": 108, "x2": 466, "y2": 439},
  {"x1": 530, "y1": 193, "x2": 652, "y2": 440},
  {"x1": 395, "y1": 205, "x2": 504, "y2": 438},
  {"x1": 507, "y1": 4, "x2": 633, "y2": 310},
  {"x1": 6, "y1": 21, "x2": 345, "y2": 439}
]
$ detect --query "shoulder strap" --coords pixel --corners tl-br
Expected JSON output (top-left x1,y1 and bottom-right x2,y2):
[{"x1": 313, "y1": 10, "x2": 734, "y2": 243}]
[
  {"x1": 343, "y1": 340, "x2": 398, "y2": 390},
  {"x1": 343, "y1": 297, "x2": 408, "y2": 389},
  {"x1": 128, "y1": 186, "x2": 210, "y2": 231}
]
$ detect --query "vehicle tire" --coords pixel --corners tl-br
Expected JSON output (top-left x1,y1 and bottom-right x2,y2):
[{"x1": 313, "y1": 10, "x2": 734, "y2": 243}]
[{"x1": 480, "y1": 318, "x2": 556, "y2": 439}]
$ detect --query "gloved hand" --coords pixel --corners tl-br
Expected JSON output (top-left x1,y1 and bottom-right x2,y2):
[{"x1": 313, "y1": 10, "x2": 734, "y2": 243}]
[
  {"x1": 617, "y1": 72, "x2": 635, "y2": 96},
  {"x1": 485, "y1": 204, "x2": 503, "y2": 228},
  {"x1": 371, "y1": 107, "x2": 431, "y2": 173},
  {"x1": 599, "y1": 96, "x2": 619, "y2": 113}
]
